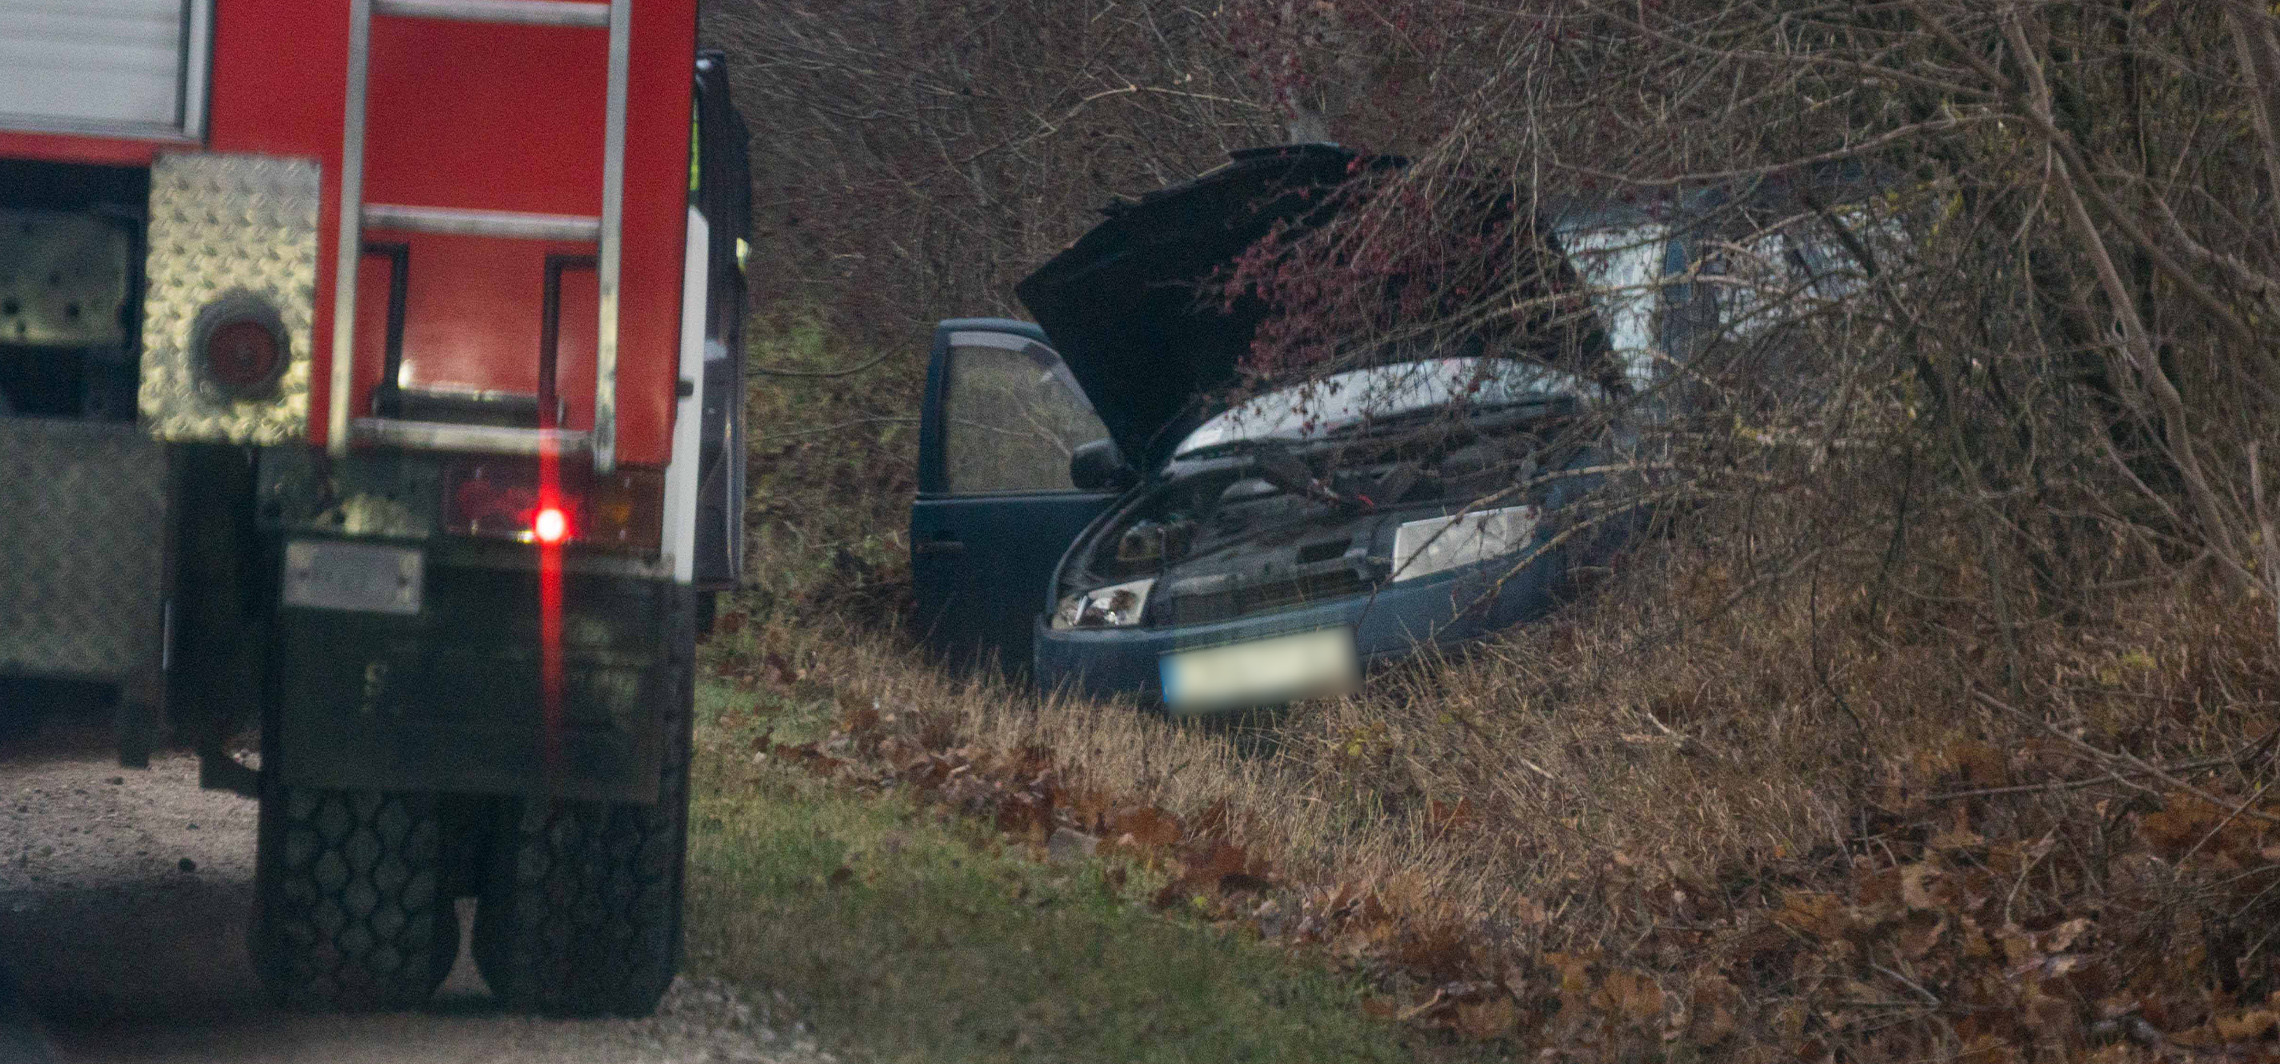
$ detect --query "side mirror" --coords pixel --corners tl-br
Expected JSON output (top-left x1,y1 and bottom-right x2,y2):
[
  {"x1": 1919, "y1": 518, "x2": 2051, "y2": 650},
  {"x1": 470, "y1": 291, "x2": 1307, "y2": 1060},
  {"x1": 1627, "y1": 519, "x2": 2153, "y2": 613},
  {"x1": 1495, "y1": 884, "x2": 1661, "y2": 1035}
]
[{"x1": 1070, "y1": 438, "x2": 1136, "y2": 493}]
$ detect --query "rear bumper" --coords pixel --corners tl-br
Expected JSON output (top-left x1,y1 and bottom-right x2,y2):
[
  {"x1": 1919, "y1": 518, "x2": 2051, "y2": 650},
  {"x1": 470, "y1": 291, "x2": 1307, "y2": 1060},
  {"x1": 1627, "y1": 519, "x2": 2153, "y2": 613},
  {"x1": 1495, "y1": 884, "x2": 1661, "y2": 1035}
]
[
  {"x1": 1033, "y1": 552, "x2": 1569, "y2": 707},
  {"x1": 274, "y1": 543, "x2": 689, "y2": 803}
]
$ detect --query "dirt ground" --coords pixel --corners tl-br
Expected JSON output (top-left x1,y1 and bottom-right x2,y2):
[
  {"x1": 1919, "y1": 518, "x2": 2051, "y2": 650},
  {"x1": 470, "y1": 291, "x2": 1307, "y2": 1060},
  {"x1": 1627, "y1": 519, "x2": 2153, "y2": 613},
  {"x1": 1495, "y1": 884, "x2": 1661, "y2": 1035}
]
[{"x1": 0, "y1": 706, "x2": 835, "y2": 1064}]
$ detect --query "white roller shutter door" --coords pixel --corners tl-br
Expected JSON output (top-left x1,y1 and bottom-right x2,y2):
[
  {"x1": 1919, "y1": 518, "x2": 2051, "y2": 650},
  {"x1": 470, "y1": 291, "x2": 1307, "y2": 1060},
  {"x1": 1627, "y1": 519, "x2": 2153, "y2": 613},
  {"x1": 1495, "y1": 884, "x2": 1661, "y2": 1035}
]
[{"x1": 0, "y1": 0, "x2": 209, "y2": 138}]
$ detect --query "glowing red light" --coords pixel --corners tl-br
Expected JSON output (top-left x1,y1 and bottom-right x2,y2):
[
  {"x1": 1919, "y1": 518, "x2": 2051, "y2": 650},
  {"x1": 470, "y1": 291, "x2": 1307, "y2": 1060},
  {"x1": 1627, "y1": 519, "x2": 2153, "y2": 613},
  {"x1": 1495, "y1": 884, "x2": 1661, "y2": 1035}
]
[{"x1": 533, "y1": 506, "x2": 569, "y2": 545}]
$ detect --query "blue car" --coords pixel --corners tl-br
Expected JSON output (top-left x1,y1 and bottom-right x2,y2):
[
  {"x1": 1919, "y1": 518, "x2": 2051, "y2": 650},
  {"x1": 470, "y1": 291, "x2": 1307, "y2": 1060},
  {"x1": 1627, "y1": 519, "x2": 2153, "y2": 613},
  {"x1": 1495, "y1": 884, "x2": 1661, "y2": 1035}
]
[{"x1": 909, "y1": 145, "x2": 1644, "y2": 713}]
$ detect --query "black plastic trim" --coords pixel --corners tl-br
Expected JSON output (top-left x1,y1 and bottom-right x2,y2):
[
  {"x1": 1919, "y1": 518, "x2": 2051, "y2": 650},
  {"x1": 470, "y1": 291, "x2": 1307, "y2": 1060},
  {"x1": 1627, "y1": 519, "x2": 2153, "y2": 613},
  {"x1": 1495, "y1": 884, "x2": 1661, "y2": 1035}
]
[
  {"x1": 364, "y1": 241, "x2": 410, "y2": 416},
  {"x1": 540, "y1": 253, "x2": 597, "y2": 431}
]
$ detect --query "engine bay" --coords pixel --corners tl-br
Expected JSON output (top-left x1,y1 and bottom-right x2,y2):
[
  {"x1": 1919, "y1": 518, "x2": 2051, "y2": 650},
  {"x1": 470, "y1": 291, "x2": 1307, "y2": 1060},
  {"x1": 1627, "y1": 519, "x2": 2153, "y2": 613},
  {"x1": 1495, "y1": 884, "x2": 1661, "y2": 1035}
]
[
  {"x1": 1056, "y1": 396, "x2": 1585, "y2": 628},
  {"x1": 0, "y1": 161, "x2": 148, "y2": 422}
]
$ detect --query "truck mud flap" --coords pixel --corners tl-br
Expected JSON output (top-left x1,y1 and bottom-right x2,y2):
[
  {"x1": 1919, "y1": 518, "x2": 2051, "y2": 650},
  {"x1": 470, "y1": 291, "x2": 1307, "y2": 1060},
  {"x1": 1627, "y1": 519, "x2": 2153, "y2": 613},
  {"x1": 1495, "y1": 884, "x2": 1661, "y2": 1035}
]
[{"x1": 274, "y1": 556, "x2": 684, "y2": 804}]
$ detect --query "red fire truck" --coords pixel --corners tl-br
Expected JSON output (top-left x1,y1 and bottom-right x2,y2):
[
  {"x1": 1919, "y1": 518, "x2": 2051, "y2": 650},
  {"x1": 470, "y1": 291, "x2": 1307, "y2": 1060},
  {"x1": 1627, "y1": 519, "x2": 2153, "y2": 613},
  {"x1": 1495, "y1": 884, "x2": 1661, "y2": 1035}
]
[{"x1": 0, "y1": 0, "x2": 751, "y2": 1016}]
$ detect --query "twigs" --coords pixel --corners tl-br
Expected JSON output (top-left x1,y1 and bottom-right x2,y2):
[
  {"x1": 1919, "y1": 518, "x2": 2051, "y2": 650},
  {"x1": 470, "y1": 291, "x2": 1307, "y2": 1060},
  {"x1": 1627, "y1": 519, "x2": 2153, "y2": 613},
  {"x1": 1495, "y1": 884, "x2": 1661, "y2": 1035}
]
[
  {"x1": 750, "y1": 349, "x2": 898, "y2": 379},
  {"x1": 705, "y1": 0, "x2": 1277, "y2": 345},
  {"x1": 1970, "y1": 688, "x2": 2280, "y2": 828},
  {"x1": 1926, "y1": 756, "x2": 2245, "y2": 803},
  {"x1": 754, "y1": 416, "x2": 921, "y2": 445}
]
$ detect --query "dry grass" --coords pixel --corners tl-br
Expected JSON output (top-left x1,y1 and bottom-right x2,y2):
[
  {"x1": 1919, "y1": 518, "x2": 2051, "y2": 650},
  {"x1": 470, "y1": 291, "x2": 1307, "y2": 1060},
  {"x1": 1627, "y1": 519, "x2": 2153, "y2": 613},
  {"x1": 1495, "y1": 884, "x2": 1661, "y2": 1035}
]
[
  {"x1": 714, "y1": 300, "x2": 2280, "y2": 1061},
  {"x1": 707, "y1": 496, "x2": 2280, "y2": 1059},
  {"x1": 692, "y1": 2, "x2": 2280, "y2": 1053},
  {"x1": 680, "y1": 681, "x2": 1445, "y2": 1064}
]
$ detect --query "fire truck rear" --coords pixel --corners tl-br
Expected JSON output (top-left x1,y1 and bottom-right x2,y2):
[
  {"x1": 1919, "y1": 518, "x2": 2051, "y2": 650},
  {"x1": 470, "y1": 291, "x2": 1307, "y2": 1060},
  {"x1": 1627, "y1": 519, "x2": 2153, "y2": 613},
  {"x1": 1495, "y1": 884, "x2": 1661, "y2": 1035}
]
[{"x1": 0, "y1": 0, "x2": 751, "y2": 1015}]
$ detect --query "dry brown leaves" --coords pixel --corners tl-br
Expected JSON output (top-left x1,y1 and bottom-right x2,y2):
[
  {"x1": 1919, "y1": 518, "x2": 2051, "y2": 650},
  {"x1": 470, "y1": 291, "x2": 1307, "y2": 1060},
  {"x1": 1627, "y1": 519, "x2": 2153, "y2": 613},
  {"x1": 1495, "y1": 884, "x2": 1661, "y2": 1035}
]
[{"x1": 737, "y1": 685, "x2": 2280, "y2": 1062}]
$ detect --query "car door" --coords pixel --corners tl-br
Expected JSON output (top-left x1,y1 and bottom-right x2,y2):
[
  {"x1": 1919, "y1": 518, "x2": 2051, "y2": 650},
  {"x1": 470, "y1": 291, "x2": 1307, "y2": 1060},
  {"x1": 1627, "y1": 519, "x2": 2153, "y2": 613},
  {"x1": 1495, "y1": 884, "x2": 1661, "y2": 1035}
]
[{"x1": 912, "y1": 319, "x2": 1120, "y2": 673}]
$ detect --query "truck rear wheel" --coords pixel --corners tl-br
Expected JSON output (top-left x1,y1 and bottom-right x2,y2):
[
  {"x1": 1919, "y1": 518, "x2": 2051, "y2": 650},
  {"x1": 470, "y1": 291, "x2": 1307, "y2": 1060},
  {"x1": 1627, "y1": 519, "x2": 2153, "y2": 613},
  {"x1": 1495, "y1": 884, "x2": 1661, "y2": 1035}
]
[
  {"x1": 249, "y1": 784, "x2": 460, "y2": 1011},
  {"x1": 471, "y1": 603, "x2": 695, "y2": 1017}
]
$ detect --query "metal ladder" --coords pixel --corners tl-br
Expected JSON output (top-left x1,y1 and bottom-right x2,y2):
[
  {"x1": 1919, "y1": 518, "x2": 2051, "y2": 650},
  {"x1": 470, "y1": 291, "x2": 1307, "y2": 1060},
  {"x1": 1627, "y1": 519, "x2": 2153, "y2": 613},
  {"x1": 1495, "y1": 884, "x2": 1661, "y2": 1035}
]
[{"x1": 326, "y1": 0, "x2": 631, "y2": 472}]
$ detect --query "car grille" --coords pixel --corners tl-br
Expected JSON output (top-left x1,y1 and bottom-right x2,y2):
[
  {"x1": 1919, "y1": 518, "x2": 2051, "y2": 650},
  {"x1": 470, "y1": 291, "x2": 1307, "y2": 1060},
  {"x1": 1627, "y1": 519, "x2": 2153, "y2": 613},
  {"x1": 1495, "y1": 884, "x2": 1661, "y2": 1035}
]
[{"x1": 1156, "y1": 568, "x2": 1372, "y2": 626}]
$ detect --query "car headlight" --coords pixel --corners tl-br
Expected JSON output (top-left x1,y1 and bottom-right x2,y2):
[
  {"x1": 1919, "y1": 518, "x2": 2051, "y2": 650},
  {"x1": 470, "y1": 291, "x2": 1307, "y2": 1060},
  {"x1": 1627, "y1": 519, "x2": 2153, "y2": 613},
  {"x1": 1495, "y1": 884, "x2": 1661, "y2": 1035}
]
[
  {"x1": 1390, "y1": 505, "x2": 1539, "y2": 582},
  {"x1": 1051, "y1": 578, "x2": 1155, "y2": 630}
]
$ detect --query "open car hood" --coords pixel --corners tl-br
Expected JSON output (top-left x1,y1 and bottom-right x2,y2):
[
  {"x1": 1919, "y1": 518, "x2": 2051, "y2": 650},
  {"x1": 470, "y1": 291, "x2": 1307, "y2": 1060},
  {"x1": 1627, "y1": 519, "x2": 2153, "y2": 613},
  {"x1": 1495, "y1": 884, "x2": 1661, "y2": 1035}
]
[
  {"x1": 1018, "y1": 144, "x2": 1608, "y2": 470},
  {"x1": 1170, "y1": 357, "x2": 1600, "y2": 460},
  {"x1": 1015, "y1": 144, "x2": 1395, "y2": 469}
]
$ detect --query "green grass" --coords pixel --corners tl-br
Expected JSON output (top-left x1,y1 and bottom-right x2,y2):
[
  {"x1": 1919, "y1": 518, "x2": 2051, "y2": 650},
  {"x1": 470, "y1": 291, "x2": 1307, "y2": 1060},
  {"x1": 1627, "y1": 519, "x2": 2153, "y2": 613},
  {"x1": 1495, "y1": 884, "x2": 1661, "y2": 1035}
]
[
  {"x1": 681, "y1": 679, "x2": 1438, "y2": 1064},
  {"x1": 737, "y1": 311, "x2": 923, "y2": 623}
]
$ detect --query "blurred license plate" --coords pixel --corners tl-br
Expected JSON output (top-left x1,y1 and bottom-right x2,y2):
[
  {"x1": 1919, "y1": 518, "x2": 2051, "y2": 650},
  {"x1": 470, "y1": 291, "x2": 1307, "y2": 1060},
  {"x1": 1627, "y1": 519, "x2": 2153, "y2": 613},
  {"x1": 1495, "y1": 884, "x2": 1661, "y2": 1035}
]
[
  {"x1": 1160, "y1": 627, "x2": 1358, "y2": 712},
  {"x1": 282, "y1": 540, "x2": 423, "y2": 615}
]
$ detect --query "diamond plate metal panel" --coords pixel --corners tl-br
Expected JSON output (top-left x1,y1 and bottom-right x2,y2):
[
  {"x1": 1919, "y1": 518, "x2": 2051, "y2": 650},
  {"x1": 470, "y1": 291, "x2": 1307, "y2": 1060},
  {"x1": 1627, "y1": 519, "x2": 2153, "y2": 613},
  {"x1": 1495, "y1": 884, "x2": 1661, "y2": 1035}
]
[
  {"x1": 139, "y1": 153, "x2": 319, "y2": 444},
  {"x1": 0, "y1": 419, "x2": 169, "y2": 679}
]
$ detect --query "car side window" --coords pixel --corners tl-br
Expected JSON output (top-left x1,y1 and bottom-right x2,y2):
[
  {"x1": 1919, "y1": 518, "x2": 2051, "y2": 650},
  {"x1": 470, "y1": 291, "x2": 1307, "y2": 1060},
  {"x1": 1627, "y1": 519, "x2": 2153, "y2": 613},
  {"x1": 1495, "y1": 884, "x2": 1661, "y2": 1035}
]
[{"x1": 942, "y1": 340, "x2": 1109, "y2": 493}]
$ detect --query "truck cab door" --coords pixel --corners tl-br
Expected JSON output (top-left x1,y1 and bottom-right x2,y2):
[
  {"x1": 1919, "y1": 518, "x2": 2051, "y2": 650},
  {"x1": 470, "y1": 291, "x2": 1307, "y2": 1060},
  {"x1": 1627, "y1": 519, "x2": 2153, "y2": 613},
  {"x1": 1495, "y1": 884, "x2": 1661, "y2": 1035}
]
[{"x1": 912, "y1": 319, "x2": 1119, "y2": 674}]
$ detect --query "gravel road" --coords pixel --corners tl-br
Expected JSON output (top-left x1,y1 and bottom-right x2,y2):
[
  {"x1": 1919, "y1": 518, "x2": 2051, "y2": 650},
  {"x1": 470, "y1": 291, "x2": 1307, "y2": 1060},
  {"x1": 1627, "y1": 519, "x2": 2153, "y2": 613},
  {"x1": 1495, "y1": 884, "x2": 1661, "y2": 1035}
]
[{"x1": 0, "y1": 711, "x2": 835, "y2": 1064}]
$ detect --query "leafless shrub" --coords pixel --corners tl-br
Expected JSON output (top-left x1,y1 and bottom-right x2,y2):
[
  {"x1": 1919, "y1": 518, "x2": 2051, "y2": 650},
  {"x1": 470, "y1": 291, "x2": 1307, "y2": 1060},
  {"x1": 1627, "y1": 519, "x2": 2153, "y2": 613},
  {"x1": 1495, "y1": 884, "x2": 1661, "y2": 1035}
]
[
  {"x1": 1197, "y1": 0, "x2": 2280, "y2": 1054},
  {"x1": 1221, "y1": 0, "x2": 2280, "y2": 633},
  {"x1": 701, "y1": 0, "x2": 1279, "y2": 344},
  {"x1": 708, "y1": 0, "x2": 2280, "y2": 1056}
]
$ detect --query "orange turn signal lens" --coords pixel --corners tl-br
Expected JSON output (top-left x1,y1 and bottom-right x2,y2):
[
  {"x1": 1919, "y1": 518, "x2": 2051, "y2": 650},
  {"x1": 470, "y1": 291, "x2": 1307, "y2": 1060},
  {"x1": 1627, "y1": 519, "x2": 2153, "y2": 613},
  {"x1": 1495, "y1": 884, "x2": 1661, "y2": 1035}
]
[{"x1": 584, "y1": 470, "x2": 664, "y2": 552}]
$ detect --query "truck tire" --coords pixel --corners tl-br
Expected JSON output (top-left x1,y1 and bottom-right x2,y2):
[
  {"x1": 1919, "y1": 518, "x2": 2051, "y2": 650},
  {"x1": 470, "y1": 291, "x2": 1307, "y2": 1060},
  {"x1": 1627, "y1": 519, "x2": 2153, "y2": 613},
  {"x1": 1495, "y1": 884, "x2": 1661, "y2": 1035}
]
[
  {"x1": 471, "y1": 598, "x2": 695, "y2": 1017},
  {"x1": 249, "y1": 784, "x2": 460, "y2": 1011}
]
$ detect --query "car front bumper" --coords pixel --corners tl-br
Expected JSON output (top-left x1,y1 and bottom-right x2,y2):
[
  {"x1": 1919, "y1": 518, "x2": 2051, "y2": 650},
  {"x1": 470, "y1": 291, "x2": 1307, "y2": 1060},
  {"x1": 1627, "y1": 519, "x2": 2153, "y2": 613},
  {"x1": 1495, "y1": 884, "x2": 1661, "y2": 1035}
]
[{"x1": 1033, "y1": 553, "x2": 1570, "y2": 707}]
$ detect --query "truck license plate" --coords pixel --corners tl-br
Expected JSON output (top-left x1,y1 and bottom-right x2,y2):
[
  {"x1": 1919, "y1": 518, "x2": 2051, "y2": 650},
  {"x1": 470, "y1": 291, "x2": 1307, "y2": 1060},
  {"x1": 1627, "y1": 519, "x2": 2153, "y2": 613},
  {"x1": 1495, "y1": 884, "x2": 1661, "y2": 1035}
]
[
  {"x1": 1160, "y1": 627, "x2": 1358, "y2": 713},
  {"x1": 282, "y1": 540, "x2": 423, "y2": 615}
]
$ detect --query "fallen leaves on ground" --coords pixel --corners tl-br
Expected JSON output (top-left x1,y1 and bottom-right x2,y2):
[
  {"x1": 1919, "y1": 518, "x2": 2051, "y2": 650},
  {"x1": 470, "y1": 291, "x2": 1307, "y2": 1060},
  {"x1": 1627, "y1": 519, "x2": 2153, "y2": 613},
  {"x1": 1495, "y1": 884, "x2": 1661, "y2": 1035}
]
[{"x1": 722, "y1": 660, "x2": 2280, "y2": 1063}]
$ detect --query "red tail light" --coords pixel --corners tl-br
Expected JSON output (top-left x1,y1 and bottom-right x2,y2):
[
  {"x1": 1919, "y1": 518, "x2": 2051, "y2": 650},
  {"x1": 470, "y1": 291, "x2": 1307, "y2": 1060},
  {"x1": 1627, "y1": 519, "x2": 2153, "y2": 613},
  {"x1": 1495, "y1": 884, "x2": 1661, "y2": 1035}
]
[
  {"x1": 443, "y1": 462, "x2": 662, "y2": 551},
  {"x1": 532, "y1": 505, "x2": 569, "y2": 545}
]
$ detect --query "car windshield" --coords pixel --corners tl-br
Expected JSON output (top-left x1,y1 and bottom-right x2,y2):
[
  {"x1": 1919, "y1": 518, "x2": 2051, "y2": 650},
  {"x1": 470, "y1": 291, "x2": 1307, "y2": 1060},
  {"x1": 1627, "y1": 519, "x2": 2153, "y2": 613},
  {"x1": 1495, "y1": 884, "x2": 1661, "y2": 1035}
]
[{"x1": 1171, "y1": 357, "x2": 1593, "y2": 459}]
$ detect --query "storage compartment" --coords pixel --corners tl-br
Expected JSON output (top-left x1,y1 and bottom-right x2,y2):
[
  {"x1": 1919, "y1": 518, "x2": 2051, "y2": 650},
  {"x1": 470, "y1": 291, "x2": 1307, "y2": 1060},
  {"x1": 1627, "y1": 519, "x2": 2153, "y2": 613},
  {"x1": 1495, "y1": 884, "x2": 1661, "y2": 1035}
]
[
  {"x1": 0, "y1": 160, "x2": 147, "y2": 422},
  {"x1": 0, "y1": 0, "x2": 209, "y2": 138}
]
